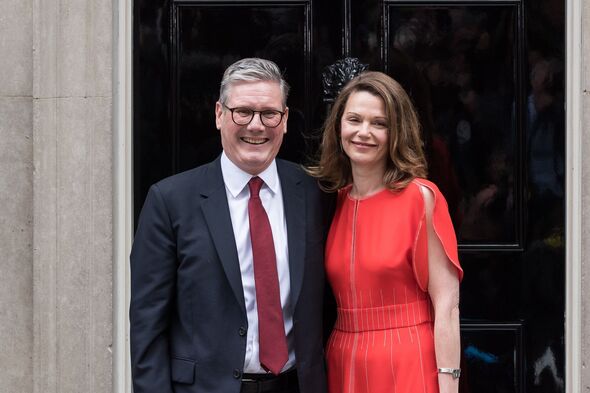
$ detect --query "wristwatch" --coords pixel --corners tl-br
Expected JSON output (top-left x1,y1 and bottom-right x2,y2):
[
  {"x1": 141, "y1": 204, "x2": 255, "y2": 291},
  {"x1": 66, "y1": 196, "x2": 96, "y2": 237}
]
[{"x1": 438, "y1": 368, "x2": 461, "y2": 379}]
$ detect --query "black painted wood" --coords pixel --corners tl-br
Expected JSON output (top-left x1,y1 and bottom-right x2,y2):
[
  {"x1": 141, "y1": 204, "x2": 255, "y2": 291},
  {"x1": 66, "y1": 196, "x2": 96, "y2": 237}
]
[
  {"x1": 384, "y1": 4, "x2": 522, "y2": 248},
  {"x1": 461, "y1": 322, "x2": 525, "y2": 392},
  {"x1": 133, "y1": 0, "x2": 566, "y2": 391}
]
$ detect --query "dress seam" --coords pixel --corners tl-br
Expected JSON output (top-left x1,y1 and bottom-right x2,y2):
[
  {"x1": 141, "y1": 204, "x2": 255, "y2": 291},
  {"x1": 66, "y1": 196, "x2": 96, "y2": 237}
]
[{"x1": 348, "y1": 200, "x2": 359, "y2": 393}]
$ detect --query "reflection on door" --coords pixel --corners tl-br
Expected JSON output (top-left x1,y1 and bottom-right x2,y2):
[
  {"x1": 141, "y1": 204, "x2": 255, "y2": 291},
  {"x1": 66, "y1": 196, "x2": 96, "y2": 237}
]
[{"x1": 134, "y1": 0, "x2": 565, "y2": 391}]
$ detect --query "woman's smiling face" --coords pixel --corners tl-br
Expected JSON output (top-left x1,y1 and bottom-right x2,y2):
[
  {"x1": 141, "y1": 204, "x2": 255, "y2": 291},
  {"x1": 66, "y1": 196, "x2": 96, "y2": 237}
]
[{"x1": 340, "y1": 90, "x2": 390, "y2": 173}]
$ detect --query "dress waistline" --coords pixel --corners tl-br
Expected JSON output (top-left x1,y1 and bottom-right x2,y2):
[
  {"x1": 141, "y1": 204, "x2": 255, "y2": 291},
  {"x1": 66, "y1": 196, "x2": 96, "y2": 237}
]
[{"x1": 335, "y1": 299, "x2": 433, "y2": 332}]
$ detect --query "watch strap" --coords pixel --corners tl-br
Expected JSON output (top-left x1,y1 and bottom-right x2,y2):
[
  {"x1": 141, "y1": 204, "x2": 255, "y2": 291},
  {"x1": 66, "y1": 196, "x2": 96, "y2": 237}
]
[{"x1": 438, "y1": 367, "x2": 461, "y2": 379}]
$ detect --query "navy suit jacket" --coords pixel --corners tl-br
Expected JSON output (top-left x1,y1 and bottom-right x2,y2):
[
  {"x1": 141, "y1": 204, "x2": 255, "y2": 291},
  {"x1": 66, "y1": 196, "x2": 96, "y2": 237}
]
[{"x1": 130, "y1": 157, "x2": 333, "y2": 393}]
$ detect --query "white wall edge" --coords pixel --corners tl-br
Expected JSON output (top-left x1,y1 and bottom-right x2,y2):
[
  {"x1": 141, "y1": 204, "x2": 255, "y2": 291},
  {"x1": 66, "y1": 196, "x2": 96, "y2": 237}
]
[
  {"x1": 113, "y1": 0, "x2": 133, "y2": 391},
  {"x1": 566, "y1": 0, "x2": 582, "y2": 390}
]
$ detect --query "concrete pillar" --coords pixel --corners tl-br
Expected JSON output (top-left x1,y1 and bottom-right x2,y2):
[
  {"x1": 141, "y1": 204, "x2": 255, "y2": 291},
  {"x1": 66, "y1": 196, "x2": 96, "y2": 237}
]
[
  {"x1": 32, "y1": 0, "x2": 113, "y2": 392},
  {"x1": 0, "y1": 0, "x2": 34, "y2": 392},
  {"x1": 581, "y1": 0, "x2": 590, "y2": 390}
]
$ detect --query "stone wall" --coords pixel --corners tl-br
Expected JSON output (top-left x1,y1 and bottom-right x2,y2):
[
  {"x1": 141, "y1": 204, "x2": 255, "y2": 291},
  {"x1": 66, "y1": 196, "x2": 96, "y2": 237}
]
[
  {"x1": 32, "y1": 0, "x2": 113, "y2": 392},
  {"x1": 0, "y1": 0, "x2": 33, "y2": 391},
  {"x1": 0, "y1": 0, "x2": 114, "y2": 392}
]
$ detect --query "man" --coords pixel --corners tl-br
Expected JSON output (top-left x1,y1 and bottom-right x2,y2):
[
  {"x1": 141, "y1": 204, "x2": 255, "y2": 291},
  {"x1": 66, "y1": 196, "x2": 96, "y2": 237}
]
[{"x1": 130, "y1": 58, "x2": 332, "y2": 393}]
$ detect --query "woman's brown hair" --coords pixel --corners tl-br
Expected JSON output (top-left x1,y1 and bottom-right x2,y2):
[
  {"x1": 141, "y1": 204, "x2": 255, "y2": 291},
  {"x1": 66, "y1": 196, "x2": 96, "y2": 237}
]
[{"x1": 308, "y1": 71, "x2": 427, "y2": 192}]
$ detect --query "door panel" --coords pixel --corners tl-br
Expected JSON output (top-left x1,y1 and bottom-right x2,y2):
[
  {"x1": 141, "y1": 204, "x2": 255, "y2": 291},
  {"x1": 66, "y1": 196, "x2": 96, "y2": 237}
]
[
  {"x1": 461, "y1": 323, "x2": 524, "y2": 392},
  {"x1": 134, "y1": 0, "x2": 566, "y2": 391},
  {"x1": 385, "y1": 5, "x2": 521, "y2": 247}
]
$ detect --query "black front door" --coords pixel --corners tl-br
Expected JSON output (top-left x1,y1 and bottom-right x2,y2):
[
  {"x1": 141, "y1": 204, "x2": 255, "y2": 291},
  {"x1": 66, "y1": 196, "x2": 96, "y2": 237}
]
[{"x1": 134, "y1": 1, "x2": 566, "y2": 391}]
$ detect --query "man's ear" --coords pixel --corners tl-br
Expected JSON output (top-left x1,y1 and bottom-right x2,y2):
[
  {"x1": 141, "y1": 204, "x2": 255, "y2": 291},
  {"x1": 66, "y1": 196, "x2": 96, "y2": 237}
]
[
  {"x1": 215, "y1": 101, "x2": 223, "y2": 130},
  {"x1": 282, "y1": 107, "x2": 289, "y2": 134}
]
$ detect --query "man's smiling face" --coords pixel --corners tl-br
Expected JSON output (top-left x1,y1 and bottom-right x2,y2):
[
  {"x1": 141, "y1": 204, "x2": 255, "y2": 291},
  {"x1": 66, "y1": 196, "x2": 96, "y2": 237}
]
[{"x1": 215, "y1": 80, "x2": 288, "y2": 175}]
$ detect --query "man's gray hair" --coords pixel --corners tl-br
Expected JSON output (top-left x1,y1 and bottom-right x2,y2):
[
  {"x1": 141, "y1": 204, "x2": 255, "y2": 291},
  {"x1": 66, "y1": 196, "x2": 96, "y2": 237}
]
[{"x1": 219, "y1": 58, "x2": 290, "y2": 107}]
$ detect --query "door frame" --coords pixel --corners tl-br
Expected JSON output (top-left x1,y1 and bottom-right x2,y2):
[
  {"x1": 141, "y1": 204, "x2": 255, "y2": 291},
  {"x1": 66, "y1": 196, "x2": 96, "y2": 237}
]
[
  {"x1": 113, "y1": 0, "x2": 584, "y2": 391},
  {"x1": 113, "y1": 0, "x2": 133, "y2": 391},
  {"x1": 565, "y1": 0, "x2": 583, "y2": 391}
]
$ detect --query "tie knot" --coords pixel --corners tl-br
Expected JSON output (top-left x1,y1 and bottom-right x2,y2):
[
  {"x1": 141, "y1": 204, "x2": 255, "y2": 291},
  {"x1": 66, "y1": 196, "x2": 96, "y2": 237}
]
[{"x1": 248, "y1": 176, "x2": 264, "y2": 198}]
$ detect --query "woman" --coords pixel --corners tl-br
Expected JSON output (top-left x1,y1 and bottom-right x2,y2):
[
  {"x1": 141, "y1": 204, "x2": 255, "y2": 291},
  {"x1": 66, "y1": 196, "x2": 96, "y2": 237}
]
[{"x1": 311, "y1": 72, "x2": 463, "y2": 393}]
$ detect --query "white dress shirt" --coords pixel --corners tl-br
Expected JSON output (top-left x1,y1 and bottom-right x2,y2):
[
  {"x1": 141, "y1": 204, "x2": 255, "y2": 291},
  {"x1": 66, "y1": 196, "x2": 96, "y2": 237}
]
[{"x1": 220, "y1": 152, "x2": 295, "y2": 374}]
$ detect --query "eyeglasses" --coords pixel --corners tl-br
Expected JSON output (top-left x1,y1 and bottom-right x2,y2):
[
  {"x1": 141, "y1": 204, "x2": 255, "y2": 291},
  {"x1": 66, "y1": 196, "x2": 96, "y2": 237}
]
[{"x1": 222, "y1": 104, "x2": 286, "y2": 128}]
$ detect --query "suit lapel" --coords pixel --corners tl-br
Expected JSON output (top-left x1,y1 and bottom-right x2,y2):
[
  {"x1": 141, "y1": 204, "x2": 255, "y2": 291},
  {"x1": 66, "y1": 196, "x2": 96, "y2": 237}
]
[
  {"x1": 277, "y1": 160, "x2": 306, "y2": 309},
  {"x1": 200, "y1": 158, "x2": 246, "y2": 312}
]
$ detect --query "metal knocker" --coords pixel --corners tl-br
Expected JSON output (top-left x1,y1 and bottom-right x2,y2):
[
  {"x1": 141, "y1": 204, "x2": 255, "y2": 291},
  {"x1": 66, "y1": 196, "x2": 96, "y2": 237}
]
[{"x1": 321, "y1": 57, "x2": 369, "y2": 105}]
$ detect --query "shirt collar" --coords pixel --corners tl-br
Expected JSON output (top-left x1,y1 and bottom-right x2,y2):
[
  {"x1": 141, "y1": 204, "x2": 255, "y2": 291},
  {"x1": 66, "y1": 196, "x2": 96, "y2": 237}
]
[{"x1": 220, "y1": 151, "x2": 280, "y2": 198}]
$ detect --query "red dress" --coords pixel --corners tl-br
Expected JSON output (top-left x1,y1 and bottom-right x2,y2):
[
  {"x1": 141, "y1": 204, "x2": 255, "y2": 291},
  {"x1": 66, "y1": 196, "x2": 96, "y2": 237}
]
[{"x1": 325, "y1": 178, "x2": 463, "y2": 393}]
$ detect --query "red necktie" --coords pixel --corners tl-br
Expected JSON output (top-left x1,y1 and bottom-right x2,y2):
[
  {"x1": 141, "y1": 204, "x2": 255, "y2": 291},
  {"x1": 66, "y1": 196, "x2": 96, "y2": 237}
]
[{"x1": 247, "y1": 177, "x2": 289, "y2": 375}]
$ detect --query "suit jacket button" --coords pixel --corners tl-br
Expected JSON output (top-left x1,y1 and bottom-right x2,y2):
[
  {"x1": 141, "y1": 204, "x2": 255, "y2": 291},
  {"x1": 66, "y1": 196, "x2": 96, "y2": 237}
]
[
  {"x1": 233, "y1": 369, "x2": 242, "y2": 379},
  {"x1": 238, "y1": 327, "x2": 247, "y2": 336}
]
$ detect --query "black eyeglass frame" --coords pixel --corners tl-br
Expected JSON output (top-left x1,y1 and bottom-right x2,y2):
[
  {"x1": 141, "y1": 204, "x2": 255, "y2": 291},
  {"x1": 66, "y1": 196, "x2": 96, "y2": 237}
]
[{"x1": 222, "y1": 103, "x2": 286, "y2": 128}]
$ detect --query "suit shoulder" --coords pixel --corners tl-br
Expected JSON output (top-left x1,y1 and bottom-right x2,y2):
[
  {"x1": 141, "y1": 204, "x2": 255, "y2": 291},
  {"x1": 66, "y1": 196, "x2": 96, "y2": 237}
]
[
  {"x1": 276, "y1": 158, "x2": 303, "y2": 173},
  {"x1": 152, "y1": 160, "x2": 217, "y2": 196},
  {"x1": 276, "y1": 158, "x2": 315, "y2": 185}
]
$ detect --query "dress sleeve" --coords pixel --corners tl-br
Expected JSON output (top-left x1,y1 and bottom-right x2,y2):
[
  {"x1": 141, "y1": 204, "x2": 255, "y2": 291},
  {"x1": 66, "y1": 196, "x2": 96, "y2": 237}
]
[{"x1": 412, "y1": 179, "x2": 464, "y2": 292}]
